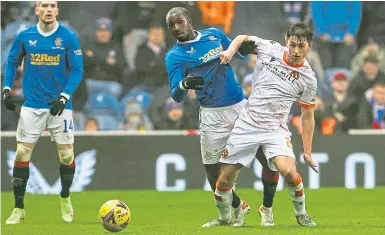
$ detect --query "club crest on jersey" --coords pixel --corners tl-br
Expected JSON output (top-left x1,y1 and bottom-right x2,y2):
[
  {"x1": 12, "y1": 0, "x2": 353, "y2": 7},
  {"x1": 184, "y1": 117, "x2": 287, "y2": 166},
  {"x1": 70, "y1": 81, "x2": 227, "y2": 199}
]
[
  {"x1": 52, "y1": 38, "x2": 64, "y2": 49},
  {"x1": 222, "y1": 148, "x2": 229, "y2": 159},
  {"x1": 209, "y1": 35, "x2": 217, "y2": 41}
]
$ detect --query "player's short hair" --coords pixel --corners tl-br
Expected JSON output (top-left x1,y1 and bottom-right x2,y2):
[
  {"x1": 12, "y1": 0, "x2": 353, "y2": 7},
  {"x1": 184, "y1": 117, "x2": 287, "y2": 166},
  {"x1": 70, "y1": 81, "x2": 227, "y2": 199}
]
[
  {"x1": 36, "y1": 1, "x2": 58, "y2": 7},
  {"x1": 165, "y1": 7, "x2": 191, "y2": 23},
  {"x1": 285, "y1": 23, "x2": 313, "y2": 44}
]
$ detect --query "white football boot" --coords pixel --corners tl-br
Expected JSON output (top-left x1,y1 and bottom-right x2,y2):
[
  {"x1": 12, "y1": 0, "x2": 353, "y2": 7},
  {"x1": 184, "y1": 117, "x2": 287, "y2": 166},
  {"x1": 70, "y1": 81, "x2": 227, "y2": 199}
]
[
  {"x1": 201, "y1": 217, "x2": 232, "y2": 227},
  {"x1": 233, "y1": 200, "x2": 251, "y2": 227},
  {"x1": 258, "y1": 205, "x2": 275, "y2": 227},
  {"x1": 6, "y1": 208, "x2": 25, "y2": 224},
  {"x1": 60, "y1": 196, "x2": 74, "y2": 222}
]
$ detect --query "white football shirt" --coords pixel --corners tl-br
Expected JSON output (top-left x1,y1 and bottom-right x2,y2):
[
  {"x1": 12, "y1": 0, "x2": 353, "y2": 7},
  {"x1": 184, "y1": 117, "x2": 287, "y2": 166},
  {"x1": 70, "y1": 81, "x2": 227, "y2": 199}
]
[{"x1": 239, "y1": 36, "x2": 317, "y2": 131}]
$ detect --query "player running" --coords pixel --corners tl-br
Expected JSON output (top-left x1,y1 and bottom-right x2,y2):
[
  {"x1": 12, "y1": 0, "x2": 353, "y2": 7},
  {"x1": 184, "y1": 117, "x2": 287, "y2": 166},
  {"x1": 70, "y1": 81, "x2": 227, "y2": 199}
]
[
  {"x1": 165, "y1": 7, "x2": 256, "y2": 227},
  {"x1": 2, "y1": 1, "x2": 83, "y2": 224},
  {"x1": 213, "y1": 23, "x2": 318, "y2": 227}
]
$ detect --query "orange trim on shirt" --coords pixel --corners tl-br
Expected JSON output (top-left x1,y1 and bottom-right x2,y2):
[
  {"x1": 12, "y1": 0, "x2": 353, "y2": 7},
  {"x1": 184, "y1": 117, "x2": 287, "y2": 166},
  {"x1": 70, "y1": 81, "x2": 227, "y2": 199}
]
[
  {"x1": 283, "y1": 51, "x2": 305, "y2": 68},
  {"x1": 298, "y1": 101, "x2": 315, "y2": 109}
]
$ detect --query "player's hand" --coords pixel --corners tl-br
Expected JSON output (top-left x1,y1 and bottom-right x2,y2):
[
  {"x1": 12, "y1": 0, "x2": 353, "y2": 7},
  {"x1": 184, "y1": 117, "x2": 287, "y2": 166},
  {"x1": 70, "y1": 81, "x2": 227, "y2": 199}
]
[
  {"x1": 181, "y1": 74, "x2": 205, "y2": 90},
  {"x1": 48, "y1": 95, "x2": 68, "y2": 116},
  {"x1": 238, "y1": 40, "x2": 256, "y2": 56},
  {"x1": 219, "y1": 50, "x2": 234, "y2": 64},
  {"x1": 2, "y1": 88, "x2": 16, "y2": 111},
  {"x1": 303, "y1": 153, "x2": 318, "y2": 173}
]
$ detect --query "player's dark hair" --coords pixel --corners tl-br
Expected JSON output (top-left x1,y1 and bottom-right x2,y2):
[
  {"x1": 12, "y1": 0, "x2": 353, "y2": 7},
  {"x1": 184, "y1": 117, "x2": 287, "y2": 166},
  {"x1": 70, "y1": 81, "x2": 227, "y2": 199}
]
[
  {"x1": 285, "y1": 23, "x2": 313, "y2": 44},
  {"x1": 165, "y1": 7, "x2": 191, "y2": 23}
]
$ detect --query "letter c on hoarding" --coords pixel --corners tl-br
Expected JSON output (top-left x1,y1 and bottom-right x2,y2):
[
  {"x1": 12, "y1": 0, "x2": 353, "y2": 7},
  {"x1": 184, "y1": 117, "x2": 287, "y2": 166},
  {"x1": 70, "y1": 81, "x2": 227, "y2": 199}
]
[
  {"x1": 345, "y1": 153, "x2": 375, "y2": 189},
  {"x1": 155, "y1": 154, "x2": 186, "y2": 191}
]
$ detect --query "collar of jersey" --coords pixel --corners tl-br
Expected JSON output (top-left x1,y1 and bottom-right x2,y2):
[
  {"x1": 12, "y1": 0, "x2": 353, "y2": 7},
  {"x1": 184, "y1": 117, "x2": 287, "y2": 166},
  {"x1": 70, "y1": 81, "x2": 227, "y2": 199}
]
[
  {"x1": 177, "y1": 31, "x2": 201, "y2": 44},
  {"x1": 37, "y1": 21, "x2": 59, "y2": 37}
]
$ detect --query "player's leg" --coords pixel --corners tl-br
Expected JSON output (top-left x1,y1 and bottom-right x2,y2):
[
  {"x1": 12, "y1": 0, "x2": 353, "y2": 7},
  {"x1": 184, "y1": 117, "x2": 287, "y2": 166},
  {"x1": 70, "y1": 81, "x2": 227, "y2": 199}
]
[
  {"x1": 199, "y1": 107, "x2": 249, "y2": 220},
  {"x1": 271, "y1": 156, "x2": 316, "y2": 226},
  {"x1": 204, "y1": 163, "x2": 243, "y2": 209},
  {"x1": 214, "y1": 163, "x2": 243, "y2": 224},
  {"x1": 255, "y1": 148, "x2": 279, "y2": 226},
  {"x1": 202, "y1": 118, "x2": 259, "y2": 227},
  {"x1": 6, "y1": 107, "x2": 46, "y2": 224},
  {"x1": 48, "y1": 109, "x2": 75, "y2": 222},
  {"x1": 264, "y1": 131, "x2": 316, "y2": 227}
]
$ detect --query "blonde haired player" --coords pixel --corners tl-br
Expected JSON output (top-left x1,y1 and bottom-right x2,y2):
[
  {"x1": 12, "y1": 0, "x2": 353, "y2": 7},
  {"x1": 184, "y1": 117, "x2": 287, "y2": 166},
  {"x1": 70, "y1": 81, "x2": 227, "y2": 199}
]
[
  {"x1": 2, "y1": 1, "x2": 83, "y2": 224},
  {"x1": 212, "y1": 23, "x2": 318, "y2": 227}
]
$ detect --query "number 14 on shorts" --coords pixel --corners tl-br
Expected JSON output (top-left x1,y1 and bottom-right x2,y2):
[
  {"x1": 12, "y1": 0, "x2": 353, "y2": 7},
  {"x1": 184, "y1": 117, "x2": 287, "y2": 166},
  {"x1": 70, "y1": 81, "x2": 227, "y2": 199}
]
[{"x1": 63, "y1": 119, "x2": 74, "y2": 132}]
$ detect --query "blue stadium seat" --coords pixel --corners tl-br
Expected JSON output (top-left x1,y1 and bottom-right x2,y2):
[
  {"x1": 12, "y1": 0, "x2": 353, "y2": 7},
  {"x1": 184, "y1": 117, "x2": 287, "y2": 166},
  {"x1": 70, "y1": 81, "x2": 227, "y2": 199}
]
[
  {"x1": 85, "y1": 92, "x2": 121, "y2": 116},
  {"x1": 120, "y1": 91, "x2": 153, "y2": 114}
]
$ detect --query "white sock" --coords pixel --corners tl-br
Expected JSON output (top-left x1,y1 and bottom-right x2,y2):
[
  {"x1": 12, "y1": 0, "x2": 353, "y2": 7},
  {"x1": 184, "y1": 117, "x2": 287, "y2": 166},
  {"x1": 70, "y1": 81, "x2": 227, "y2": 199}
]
[
  {"x1": 214, "y1": 188, "x2": 233, "y2": 221},
  {"x1": 287, "y1": 175, "x2": 306, "y2": 216}
]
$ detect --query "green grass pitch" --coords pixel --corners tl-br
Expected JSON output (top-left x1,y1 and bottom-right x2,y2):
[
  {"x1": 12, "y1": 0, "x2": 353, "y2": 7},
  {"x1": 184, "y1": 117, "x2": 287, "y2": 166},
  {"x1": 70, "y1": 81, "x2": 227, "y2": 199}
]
[{"x1": 2, "y1": 187, "x2": 385, "y2": 235}]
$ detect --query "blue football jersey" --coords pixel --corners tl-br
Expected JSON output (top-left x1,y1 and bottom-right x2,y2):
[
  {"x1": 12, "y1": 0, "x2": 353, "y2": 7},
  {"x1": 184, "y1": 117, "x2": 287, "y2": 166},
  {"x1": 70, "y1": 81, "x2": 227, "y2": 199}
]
[
  {"x1": 165, "y1": 28, "x2": 244, "y2": 108},
  {"x1": 3, "y1": 22, "x2": 83, "y2": 110}
]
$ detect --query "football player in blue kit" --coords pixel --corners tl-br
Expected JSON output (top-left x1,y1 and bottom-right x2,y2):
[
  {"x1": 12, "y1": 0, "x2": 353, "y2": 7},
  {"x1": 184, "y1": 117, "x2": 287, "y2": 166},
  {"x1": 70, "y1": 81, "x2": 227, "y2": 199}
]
[
  {"x1": 165, "y1": 7, "x2": 280, "y2": 227},
  {"x1": 2, "y1": 1, "x2": 83, "y2": 224}
]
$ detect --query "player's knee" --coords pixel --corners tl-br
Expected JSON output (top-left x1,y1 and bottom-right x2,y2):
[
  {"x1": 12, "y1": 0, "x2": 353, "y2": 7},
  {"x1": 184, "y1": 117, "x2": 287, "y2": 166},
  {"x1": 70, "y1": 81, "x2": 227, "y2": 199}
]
[
  {"x1": 216, "y1": 180, "x2": 233, "y2": 191},
  {"x1": 15, "y1": 143, "x2": 33, "y2": 162},
  {"x1": 273, "y1": 156, "x2": 296, "y2": 176},
  {"x1": 279, "y1": 165, "x2": 295, "y2": 178},
  {"x1": 216, "y1": 175, "x2": 233, "y2": 190},
  {"x1": 58, "y1": 148, "x2": 74, "y2": 165}
]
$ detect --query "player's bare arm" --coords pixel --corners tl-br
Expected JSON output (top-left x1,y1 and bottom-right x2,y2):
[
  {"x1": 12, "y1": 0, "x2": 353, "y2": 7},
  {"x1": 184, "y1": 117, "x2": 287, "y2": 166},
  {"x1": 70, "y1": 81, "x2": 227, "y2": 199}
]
[
  {"x1": 219, "y1": 35, "x2": 248, "y2": 64},
  {"x1": 301, "y1": 107, "x2": 318, "y2": 173}
]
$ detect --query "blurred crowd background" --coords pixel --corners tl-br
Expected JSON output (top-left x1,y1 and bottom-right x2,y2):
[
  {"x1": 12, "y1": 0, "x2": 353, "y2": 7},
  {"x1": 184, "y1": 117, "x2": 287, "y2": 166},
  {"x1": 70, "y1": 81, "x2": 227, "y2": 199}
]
[{"x1": 1, "y1": 1, "x2": 385, "y2": 134}]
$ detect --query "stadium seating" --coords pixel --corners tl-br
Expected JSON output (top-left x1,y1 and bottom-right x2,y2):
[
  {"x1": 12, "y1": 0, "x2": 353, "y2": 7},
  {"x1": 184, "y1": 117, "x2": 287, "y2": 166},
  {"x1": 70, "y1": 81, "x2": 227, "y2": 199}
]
[
  {"x1": 84, "y1": 92, "x2": 121, "y2": 131},
  {"x1": 120, "y1": 90, "x2": 153, "y2": 114}
]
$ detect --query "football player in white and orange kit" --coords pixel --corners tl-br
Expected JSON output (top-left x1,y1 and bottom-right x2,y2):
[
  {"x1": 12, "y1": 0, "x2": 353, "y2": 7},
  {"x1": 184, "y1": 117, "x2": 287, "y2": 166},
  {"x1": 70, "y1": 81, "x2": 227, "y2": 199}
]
[{"x1": 213, "y1": 23, "x2": 318, "y2": 227}]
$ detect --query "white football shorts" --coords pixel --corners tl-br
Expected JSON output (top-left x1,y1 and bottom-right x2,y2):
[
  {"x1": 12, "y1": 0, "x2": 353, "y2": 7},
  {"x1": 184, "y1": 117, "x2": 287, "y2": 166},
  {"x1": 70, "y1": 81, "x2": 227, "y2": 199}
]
[
  {"x1": 16, "y1": 107, "x2": 74, "y2": 144},
  {"x1": 199, "y1": 99, "x2": 246, "y2": 164},
  {"x1": 220, "y1": 118, "x2": 296, "y2": 171}
]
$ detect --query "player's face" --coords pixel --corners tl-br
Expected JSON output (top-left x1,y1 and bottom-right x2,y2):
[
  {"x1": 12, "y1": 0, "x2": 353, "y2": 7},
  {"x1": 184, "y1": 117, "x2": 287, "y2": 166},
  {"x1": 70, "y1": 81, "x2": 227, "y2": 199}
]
[
  {"x1": 286, "y1": 36, "x2": 311, "y2": 65},
  {"x1": 167, "y1": 13, "x2": 192, "y2": 41},
  {"x1": 35, "y1": 1, "x2": 58, "y2": 24}
]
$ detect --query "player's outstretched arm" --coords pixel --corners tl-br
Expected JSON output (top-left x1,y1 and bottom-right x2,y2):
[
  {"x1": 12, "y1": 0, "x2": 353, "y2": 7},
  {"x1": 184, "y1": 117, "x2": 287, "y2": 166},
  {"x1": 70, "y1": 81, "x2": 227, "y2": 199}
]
[
  {"x1": 219, "y1": 35, "x2": 248, "y2": 64},
  {"x1": 301, "y1": 107, "x2": 318, "y2": 173}
]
